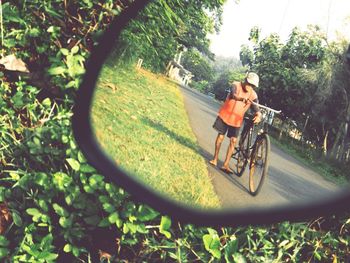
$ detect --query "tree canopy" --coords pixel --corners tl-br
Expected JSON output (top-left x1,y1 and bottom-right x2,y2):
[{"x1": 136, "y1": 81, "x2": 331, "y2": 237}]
[
  {"x1": 115, "y1": 0, "x2": 225, "y2": 72},
  {"x1": 241, "y1": 25, "x2": 350, "y2": 159}
]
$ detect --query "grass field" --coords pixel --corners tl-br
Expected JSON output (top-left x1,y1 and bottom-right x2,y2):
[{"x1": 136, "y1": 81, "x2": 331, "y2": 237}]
[{"x1": 91, "y1": 64, "x2": 221, "y2": 209}]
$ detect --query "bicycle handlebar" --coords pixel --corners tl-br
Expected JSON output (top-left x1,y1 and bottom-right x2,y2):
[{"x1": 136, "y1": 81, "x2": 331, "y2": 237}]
[{"x1": 250, "y1": 101, "x2": 281, "y2": 114}]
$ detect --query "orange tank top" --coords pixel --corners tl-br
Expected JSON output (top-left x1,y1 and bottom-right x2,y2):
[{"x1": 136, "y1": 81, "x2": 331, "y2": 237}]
[{"x1": 218, "y1": 82, "x2": 257, "y2": 127}]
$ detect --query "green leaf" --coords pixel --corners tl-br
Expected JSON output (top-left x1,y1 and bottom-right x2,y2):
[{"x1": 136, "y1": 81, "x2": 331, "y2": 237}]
[
  {"x1": 102, "y1": 203, "x2": 115, "y2": 213},
  {"x1": 26, "y1": 208, "x2": 41, "y2": 217},
  {"x1": 72, "y1": 246, "x2": 80, "y2": 257},
  {"x1": 232, "y1": 253, "x2": 247, "y2": 263},
  {"x1": 52, "y1": 203, "x2": 68, "y2": 217},
  {"x1": 12, "y1": 91, "x2": 25, "y2": 109},
  {"x1": 89, "y1": 174, "x2": 104, "y2": 188},
  {"x1": 203, "y1": 231, "x2": 221, "y2": 259},
  {"x1": 159, "y1": 216, "x2": 172, "y2": 238},
  {"x1": 0, "y1": 236, "x2": 9, "y2": 247},
  {"x1": 60, "y1": 48, "x2": 69, "y2": 56},
  {"x1": 80, "y1": 164, "x2": 96, "y2": 173},
  {"x1": 116, "y1": 218, "x2": 123, "y2": 228},
  {"x1": 71, "y1": 46, "x2": 79, "y2": 54},
  {"x1": 38, "y1": 199, "x2": 49, "y2": 212},
  {"x1": 59, "y1": 217, "x2": 72, "y2": 228},
  {"x1": 137, "y1": 205, "x2": 159, "y2": 222},
  {"x1": 66, "y1": 158, "x2": 80, "y2": 171},
  {"x1": 12, "y1": 212, "x2": 23, "y2": 227},
  {"x1": 123, "y1": 223, "x2": 131, "y2": 234},
  {"x1": 40, "y1": 234, "x2": 53, "y2": 249},
  {"x1": 0, "y1": 248, "x2": 9, "y2": 259},
  {"x1": 61, "y1": 135, "x2": 69, "y2": 144},
  {"x1": 43, "y1": 252, "x2": 59, "y2": 261},
  {"x1": 28, "y1": 28, "x2": 41, "y2": 37},
  {"x1": 53, "y1": 172, "x2": 72, "y2": 190},
  {"x1": 225, "y1": 238, "x2": 238, "y2": 263},
  {"x1": 98, "y1": 217, "x2": 111, "y2": 227},
  {"x1": 64, "y1": 244, "x2": 72, "y2": 253},
  {"x1": 314, "y1": 251, "x2": 322, "y2": 261},
  {"x1": 42, "y1": 98, "x2": 51, "y2": 107},
  {"x1": 66, "y1": 80, "x2": 77, "y2": 88},
  {"x1": 77, "y1": 151, "x2": 86, "y2": 163},
  {"x1": 47, "y1": 26, "x2": 55, "y2": 33},
  {"x1": 160, "y1": 216, "x2": 171, "y2": 230},
  {"x1": 48, "y1": 66, "x2": 66, "y2": 75},
  {"x1": 108, "y1": 212, "x2": 119, "y2": 224},
  {"x1": 34, "y1": 173, "x2": 49, "y2": 187}
]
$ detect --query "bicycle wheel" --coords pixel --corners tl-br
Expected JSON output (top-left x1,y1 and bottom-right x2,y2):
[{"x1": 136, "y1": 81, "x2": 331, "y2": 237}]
[
  {"x1": 249, "y1": 133, "x2": 270, "y2": 196},
  {"x1": 236, "y1": 126, "x2": 251, "y2": 176}
]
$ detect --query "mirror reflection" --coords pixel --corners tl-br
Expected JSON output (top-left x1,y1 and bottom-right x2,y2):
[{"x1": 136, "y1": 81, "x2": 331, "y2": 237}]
[{"x1": 91, "y1": 0, "x2": 350, "y2": 210}]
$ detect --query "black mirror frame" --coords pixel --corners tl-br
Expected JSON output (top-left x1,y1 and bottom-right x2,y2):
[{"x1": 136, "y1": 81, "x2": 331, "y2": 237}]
[{"x1": 73, "y1": 0, "x2": 350, "y2": 227}]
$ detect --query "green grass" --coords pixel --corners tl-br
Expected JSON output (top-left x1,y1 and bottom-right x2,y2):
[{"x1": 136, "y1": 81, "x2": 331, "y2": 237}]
[
  {"x1": 269, "y1": 135, "x2": 349, "y2": 186},
  {"x1": 91, "y1": 64, "x2": 221, "y2": 209}
]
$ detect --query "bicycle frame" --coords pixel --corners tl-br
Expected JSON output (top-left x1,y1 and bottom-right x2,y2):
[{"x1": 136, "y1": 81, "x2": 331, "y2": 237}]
[{"x1": 233, "y1": 104, "x2": 280, "y2": 166}]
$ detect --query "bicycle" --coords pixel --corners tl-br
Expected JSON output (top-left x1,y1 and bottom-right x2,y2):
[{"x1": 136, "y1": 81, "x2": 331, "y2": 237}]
[{"x1": 232, "y1": 102, "x2": 281, "y2": 196}]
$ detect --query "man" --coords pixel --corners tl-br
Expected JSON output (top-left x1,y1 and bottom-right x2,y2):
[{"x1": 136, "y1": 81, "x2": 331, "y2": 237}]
[{"x1": 210, "y1": 72, "x2": 262, "y2": 174}]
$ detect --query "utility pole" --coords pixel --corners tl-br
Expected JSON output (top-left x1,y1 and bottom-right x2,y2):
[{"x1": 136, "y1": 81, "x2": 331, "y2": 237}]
[{"x1": 301, "y1": 114, "x2": 310, "y2": 143}]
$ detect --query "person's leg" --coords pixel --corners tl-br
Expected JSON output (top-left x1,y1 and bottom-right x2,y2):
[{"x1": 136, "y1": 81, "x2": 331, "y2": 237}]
[
  {"x1": 221, "y1": 126, "x2": 240, "y2": 173},
  {"x1": 209, "y1": 133, "x2": 224, "y2": 166},
  {"x1": 210, "y1": 117, "x2": 227, "y2": 166},
  {"x1": 221, "y1": 136, "x2": 237, "y2": 173}
]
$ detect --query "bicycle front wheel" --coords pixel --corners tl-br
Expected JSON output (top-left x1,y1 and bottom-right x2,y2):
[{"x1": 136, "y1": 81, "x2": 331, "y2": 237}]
[
  {"x1": 249, "y1": 133, "x2": 270, "y2": 196},
  {"x1": 236, "y1": 127, "x2": 251, "y2": 176}
]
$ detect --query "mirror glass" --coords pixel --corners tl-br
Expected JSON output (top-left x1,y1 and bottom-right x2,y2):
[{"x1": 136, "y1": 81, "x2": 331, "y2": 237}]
[{"x1": 91, "y1": 0, "x2": 350, "y2": 210}]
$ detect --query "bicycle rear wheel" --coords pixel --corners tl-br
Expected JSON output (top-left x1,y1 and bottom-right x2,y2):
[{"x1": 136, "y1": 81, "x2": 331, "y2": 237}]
[{"x1": 249, "y1": 133, "x2": 270, "y2": 196}]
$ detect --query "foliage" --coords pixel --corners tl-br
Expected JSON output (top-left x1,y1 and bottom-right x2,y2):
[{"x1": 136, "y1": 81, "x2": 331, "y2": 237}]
[
  {"x1": 0, "y1": 0, "x2": 350, "y2": 262},
  {"x1": 182, "y1": 48, "x2": 215, "y2": 83},
  {"x1": 242, "y1": 25, "x2": 350, "y2": 163},
  {"x1": 114, "y1": 0, "x2": 225, "y2": 72},
  {"x1": 211, "y1": 67, "x2": 247, "y2": 100},
  {"x1": 181, "y1": 48, "x2": 216, "y2": 92}
]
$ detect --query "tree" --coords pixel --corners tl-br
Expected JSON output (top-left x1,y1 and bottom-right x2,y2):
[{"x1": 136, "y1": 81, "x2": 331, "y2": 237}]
[
  {"x1": 239, "y1": 44, "x2": 254, "y2": 68},
  {"x1": 211, "y1": 67, "x2": 246, "y2": 100},
  {"x1": 242, "y1": 23, "x2": 350, "y2": 160},
  {"x1": 213, "y1": 55, "x2": 241, "y2": 74},
  {"x1": 182, "y1": 48, "x2": 214, "y2": 82},
  {"x1": 114, "y1": 0, "x2": 226, "y2": 72}
]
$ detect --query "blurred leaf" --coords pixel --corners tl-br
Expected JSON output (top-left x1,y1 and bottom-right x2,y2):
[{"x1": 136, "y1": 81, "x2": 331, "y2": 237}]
[
  {"x1": 66, "y1": 158, "x2": 80, "y2": 171},
  {"x1": 160, "y1": 216, "x2": 172, "y2": 238}
]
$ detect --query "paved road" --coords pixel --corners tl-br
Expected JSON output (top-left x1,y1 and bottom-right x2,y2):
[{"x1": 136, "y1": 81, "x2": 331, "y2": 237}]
[{"x1": 180, "y1": 86, "x2": 341, "y2": 209}]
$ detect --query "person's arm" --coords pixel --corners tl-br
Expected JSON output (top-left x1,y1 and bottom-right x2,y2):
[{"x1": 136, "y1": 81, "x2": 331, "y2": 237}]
[{"x1": 250, "y1": 98, "x2": 262, "y2": 123}]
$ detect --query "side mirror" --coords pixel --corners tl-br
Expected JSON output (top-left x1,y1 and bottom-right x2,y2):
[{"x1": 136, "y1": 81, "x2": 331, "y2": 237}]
[{"x1": 73, "y1": 0, "x2": 350, "y2": 226}]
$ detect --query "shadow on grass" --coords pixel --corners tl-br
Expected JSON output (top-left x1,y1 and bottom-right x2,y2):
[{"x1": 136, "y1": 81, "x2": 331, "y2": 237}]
[
  {"x1": 142, "y1": 116, "x2": 250, "y2": 196},
  {"x1": 141, "y1": 117, "x2": 202, "y2": 155}
]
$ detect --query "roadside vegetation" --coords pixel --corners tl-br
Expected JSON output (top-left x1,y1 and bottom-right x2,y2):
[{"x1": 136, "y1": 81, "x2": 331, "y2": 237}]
[
  {"x1": 239, "y1": 26, "x2": 350, "y2": 184},
  {"x1": 1, "y1": 0, "x2": 350, "y2": 262},
  {"x1": 91, "y1": 64, "x2": 220, "y2": 209},
  {"x1": 269, "y1": 135, "x2": 349, "y2": 186}
]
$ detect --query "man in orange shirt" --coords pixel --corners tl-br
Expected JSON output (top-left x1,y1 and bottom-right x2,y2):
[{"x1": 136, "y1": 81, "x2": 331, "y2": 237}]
[{"x1": 210, "y1": 72, "x2": 262, "y2": 174}]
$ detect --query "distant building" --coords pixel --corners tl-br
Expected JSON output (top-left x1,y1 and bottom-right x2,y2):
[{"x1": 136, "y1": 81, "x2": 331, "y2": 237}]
[{"x1": 166, "y1": 51, "x2": 193, "y2": 86}]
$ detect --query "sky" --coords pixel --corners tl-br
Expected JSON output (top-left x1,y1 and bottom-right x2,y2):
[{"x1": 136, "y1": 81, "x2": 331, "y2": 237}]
[{"x1": 209, "y1": 0, "x2": 350, "y2": 58}]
